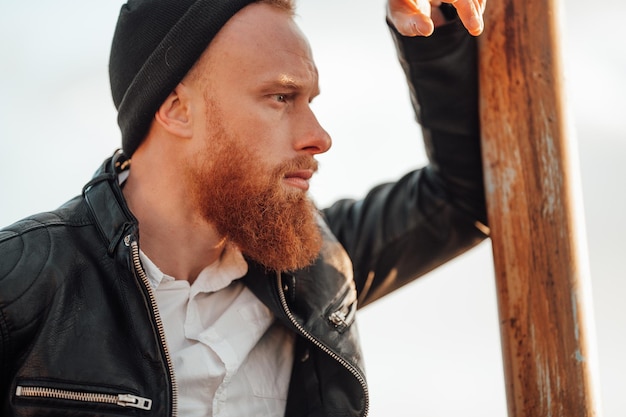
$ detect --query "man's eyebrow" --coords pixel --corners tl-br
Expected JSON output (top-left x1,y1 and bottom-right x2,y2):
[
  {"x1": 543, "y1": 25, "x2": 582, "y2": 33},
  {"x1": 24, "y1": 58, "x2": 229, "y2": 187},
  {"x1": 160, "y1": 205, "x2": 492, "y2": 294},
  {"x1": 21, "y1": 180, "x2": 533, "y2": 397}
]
[
  {"x1": 278, "y1": 75, "x2": 301, "y2": 89},
  {"x1": 261, "y1": 74, "x2": 320, "y2": 96},
  {"x1": 260, "y1": 76, "x2": 301, "y2": 90}
]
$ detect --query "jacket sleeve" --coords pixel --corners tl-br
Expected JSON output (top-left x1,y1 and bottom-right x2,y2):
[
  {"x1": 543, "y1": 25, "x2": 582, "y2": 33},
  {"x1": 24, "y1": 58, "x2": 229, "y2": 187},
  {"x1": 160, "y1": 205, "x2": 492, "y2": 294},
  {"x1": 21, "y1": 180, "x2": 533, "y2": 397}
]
[{"x1": 321, "y1": 17, "x2": 489, "y2": 308}]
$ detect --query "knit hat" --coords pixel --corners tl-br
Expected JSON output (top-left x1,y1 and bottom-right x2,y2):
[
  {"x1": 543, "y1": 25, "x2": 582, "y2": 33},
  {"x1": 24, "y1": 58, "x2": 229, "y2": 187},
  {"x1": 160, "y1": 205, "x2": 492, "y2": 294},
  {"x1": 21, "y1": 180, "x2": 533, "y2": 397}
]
[{"x1": 109, "y1": 0, "x2": 257, "y2": 157}]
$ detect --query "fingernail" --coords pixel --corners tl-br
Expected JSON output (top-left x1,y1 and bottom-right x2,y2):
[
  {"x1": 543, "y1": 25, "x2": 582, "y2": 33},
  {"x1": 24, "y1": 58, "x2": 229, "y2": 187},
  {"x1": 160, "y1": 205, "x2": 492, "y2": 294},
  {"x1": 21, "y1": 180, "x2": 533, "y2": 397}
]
[
  {"x1": 469, "y1": 15, "x2": 483, "y2": 33},
  {"x1": 413, "y1": 20, "x2": 432, "y2": 36}
]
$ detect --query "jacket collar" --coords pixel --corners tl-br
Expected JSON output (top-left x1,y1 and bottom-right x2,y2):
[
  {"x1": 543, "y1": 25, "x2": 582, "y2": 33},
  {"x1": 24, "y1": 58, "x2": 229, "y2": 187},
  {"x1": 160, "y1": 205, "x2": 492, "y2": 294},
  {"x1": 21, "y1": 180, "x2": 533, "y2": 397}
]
[{"x1": 83, "y1": 150, "x2": 138, "y2": 256}]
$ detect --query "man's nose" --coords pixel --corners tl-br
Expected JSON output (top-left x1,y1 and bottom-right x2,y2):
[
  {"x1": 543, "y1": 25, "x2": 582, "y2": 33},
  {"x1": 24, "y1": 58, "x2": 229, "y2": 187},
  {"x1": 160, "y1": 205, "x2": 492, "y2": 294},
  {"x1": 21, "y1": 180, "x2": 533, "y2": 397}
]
[{"x1": 295, "y1": 109, "x2": 332, "y2": 155}]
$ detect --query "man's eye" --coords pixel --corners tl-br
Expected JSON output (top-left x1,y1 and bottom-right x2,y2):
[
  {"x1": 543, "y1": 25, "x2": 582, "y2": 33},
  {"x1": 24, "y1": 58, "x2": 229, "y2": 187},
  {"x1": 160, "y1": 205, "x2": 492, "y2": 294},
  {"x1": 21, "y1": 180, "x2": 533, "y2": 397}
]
[{"x1": 274, "y1": 94, "x2": 288, "y2": 103}]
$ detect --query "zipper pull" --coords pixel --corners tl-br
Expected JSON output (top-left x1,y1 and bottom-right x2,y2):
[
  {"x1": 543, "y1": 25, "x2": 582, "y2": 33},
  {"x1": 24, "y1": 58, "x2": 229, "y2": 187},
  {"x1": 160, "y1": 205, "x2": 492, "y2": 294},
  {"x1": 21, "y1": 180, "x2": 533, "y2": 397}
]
[
  {"x1": 329, "y1": 310, "x2": 348, "y2": 327},
  {"x1": 117, "y1": 394, "x2": 152, "y2": 410}
]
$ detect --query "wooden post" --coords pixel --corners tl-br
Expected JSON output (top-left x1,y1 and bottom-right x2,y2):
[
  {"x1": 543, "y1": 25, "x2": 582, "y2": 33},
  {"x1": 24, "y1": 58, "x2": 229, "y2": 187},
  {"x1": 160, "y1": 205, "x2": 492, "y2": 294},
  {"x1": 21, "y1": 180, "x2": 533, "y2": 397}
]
[{"x1": 478, "y1": 0, "x2": 602, "y2": 415}]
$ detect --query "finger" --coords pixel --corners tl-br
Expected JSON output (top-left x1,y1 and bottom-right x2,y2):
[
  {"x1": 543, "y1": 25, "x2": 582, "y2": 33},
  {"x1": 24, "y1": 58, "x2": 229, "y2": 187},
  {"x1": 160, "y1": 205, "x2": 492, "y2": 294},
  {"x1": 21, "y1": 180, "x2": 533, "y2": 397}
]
[
  {"x1": 445, "y1": 0, "x2": 485, "y2": 36},
  {"x1": 387, "y1": 0, "x2": 435, "y2": 37}
]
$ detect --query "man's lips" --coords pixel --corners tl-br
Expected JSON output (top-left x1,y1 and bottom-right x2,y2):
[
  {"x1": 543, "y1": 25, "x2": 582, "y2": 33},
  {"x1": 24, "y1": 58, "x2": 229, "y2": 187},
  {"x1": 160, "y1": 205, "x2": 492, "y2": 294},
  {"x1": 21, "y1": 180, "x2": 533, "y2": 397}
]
[{"x1": 283, "y1": 169, "x2": 314, "y2": 191}]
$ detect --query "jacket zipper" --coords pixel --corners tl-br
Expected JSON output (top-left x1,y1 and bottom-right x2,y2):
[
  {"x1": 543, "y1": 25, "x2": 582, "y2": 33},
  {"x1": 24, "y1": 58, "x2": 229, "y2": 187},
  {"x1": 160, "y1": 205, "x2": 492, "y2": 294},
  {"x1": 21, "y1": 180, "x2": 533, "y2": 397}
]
[
  {"x1": 276, "y1": 274, "x2": 369, "y2": 417},
  {"x1": 327, "y1": 285, "x2": 358, "y2": 332},
  {"x1": 125, "y1": 235, "x2": 178, "y2": 417},
  {"x1": 15, "y1": 385, "x2": 152, "y2": 410}
]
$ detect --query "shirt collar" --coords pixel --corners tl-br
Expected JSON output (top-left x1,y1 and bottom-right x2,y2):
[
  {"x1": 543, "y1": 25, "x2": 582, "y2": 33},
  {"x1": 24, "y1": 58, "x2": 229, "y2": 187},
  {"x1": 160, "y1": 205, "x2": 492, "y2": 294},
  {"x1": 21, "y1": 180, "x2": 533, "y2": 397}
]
[{"x1": 140, "y1": 241, "x2": 249, "y2": 293}]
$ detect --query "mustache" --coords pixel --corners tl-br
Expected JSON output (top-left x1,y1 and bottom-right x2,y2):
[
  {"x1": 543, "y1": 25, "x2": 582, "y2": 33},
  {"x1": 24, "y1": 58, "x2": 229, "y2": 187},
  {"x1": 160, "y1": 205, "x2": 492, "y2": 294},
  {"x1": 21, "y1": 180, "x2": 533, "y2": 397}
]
[{"x1": 275, "y1": 155, "x2": 319, "y2": 175}]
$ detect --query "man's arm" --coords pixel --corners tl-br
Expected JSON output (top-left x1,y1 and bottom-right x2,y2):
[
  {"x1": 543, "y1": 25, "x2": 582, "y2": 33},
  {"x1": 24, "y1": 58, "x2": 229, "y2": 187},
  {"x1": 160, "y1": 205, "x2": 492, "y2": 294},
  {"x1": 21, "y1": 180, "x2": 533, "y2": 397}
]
[
  {"x1": 322, "y1": 2, "x2": 488, "y2": 307},
  {"x1": 388, "y1": 4, "x2": 487, "y2": 226}
]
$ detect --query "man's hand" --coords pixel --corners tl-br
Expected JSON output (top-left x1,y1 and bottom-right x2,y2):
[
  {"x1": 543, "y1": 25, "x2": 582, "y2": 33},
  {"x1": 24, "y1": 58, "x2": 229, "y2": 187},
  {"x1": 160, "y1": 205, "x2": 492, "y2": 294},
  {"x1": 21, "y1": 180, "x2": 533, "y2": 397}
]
[{"x1": 387, "y1": 0, "x2": 486, "y2": 37}]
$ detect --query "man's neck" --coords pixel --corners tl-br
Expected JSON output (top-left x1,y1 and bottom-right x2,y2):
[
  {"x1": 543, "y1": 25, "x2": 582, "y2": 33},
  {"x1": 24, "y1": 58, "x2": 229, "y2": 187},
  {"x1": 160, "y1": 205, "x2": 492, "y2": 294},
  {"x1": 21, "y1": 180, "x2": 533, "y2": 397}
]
[{"x1": 122, "y1": 169, "x2": 227, "y2": 284}]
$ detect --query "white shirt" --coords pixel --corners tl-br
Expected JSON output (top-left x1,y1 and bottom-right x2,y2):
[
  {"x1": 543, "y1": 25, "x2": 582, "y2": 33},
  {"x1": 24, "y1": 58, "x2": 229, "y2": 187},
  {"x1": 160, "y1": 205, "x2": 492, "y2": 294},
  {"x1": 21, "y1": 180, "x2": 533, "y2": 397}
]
[{"x1": 140, "y1": 244, "x2": 295, "y2": 417}]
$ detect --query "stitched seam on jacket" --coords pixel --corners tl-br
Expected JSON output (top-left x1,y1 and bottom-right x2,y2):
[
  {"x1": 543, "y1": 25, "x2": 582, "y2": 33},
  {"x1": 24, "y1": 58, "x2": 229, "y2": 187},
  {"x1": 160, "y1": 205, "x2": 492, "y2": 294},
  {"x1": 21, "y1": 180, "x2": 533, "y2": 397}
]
[{"x1": 0, "y1": 219, "x2": 91, "y2": 245}]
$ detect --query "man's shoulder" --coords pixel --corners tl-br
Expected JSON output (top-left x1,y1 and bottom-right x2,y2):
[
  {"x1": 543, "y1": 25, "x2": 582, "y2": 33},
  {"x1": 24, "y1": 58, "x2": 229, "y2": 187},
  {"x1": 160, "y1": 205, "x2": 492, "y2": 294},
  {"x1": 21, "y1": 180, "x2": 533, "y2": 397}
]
[
  {"x1": 0, "y1": 196, "x2": 104, "y2": 307},
  {"x1": 0, "y1": 195, "x2": 89, "y2": 243},
  {"x1": 0, "y1": 196, "x2": 95, "y2": 276}
]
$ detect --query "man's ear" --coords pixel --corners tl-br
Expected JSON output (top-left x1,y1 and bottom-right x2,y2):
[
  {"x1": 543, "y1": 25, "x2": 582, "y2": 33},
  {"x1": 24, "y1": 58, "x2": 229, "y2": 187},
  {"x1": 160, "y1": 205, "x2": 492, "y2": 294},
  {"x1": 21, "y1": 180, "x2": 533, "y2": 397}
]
[{"x1": 154, "y1": 83, "x2": 194, "y2": 138}]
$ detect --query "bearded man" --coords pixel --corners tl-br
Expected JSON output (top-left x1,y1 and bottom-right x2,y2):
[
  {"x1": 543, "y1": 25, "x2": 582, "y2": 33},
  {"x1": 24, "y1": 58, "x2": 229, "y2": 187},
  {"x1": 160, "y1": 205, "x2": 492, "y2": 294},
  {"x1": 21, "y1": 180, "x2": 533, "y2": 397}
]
[{"x1": 0, "y1": 0, "x2": 487, "y2": 416}]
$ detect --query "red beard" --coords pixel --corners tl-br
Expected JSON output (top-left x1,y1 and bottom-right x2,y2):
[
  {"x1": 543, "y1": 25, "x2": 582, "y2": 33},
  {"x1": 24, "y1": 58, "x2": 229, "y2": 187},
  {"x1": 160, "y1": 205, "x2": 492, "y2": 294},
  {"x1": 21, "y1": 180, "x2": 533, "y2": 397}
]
[{"x1": 186, "y1": 118, "x2": 322, "y2": 272}]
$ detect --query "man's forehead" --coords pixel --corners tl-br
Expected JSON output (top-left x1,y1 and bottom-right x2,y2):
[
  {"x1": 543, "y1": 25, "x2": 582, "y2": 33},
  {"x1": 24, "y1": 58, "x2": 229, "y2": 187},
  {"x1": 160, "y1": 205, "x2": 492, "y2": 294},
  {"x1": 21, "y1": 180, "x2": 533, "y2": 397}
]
[
  {"x1": 216, "y1": 2, "x2": 304, "y2": 47},
  {"x1": 202, "y1": 3, "x2": 316, "y2": 78}
]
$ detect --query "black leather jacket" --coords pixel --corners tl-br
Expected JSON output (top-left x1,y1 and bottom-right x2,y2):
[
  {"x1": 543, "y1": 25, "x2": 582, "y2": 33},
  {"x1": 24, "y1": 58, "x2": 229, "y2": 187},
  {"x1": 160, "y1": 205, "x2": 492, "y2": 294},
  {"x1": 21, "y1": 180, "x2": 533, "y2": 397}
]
[{"x1": 0, "y1": 21, "x2": 487, "y2": 417}]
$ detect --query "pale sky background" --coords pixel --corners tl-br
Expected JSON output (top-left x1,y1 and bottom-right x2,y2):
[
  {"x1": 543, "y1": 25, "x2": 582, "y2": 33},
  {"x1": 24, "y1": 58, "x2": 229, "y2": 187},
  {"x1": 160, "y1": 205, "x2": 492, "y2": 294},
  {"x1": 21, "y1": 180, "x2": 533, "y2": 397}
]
[{"x1": 1, "y1": 0, "x2": 624, "y2": 416}]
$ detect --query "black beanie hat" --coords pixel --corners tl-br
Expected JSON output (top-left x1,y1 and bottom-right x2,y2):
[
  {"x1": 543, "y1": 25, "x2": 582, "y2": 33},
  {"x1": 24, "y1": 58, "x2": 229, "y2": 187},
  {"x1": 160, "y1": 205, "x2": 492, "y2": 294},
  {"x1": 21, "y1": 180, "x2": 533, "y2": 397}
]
[{"x1": 109, "y1": 0, "x2": 258, "y2": 157}]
